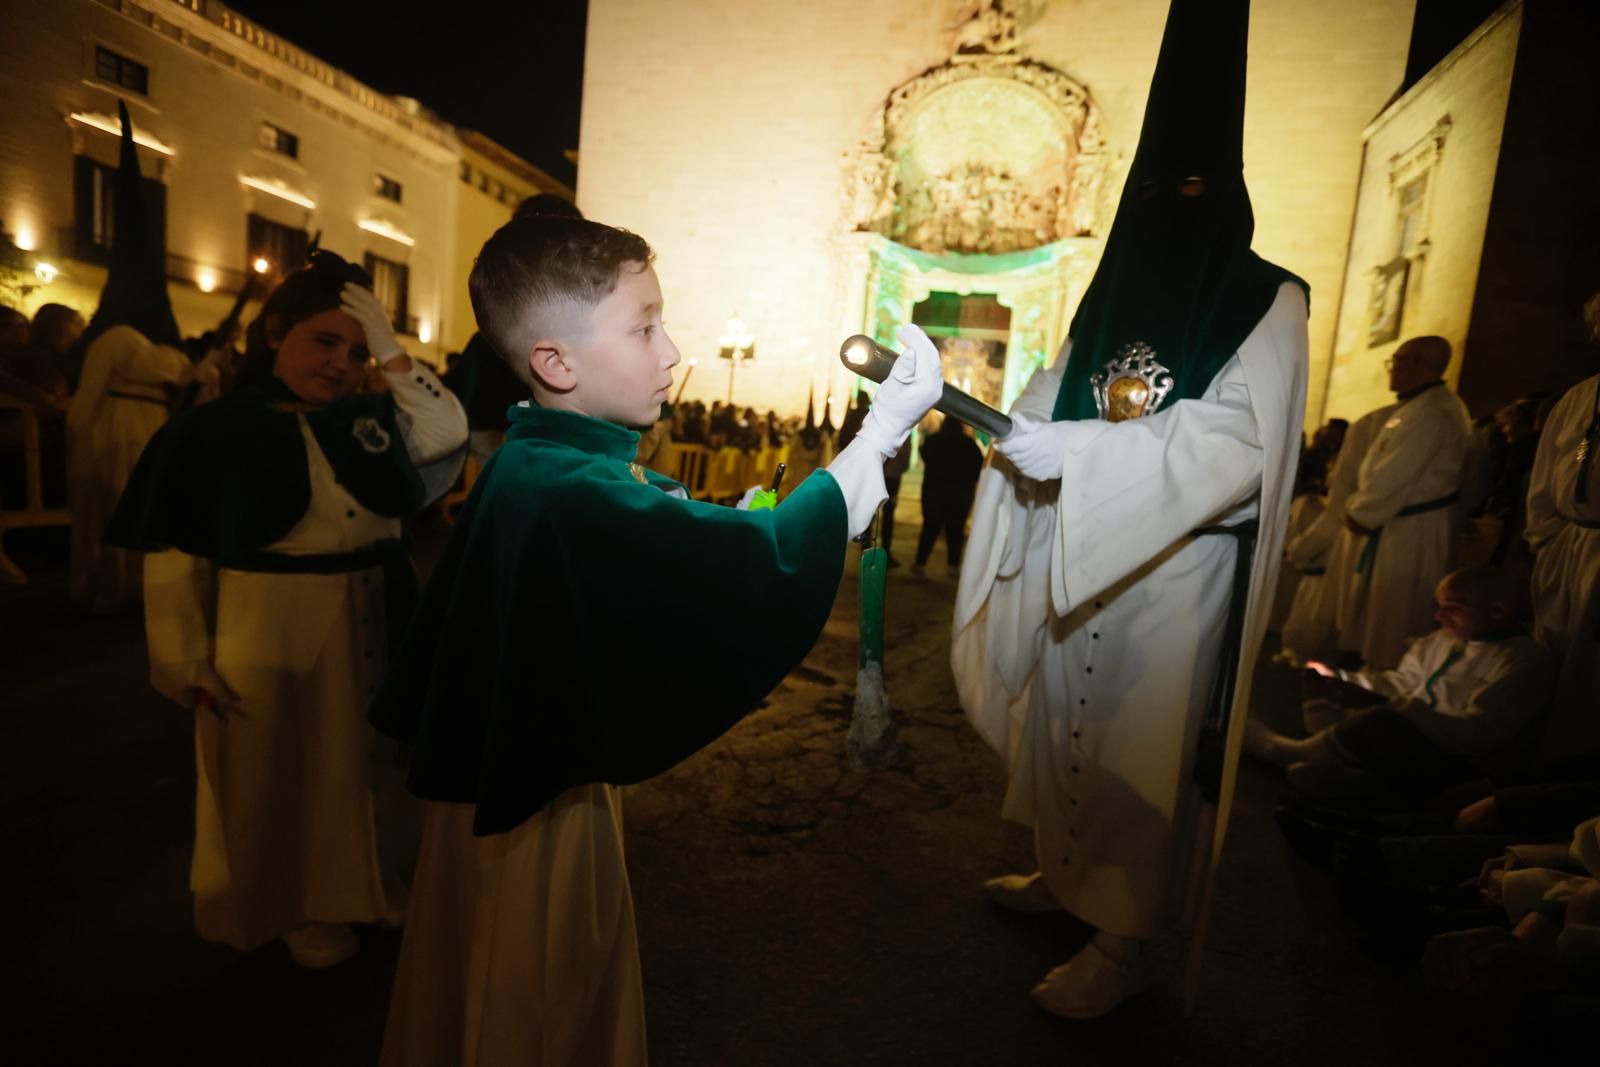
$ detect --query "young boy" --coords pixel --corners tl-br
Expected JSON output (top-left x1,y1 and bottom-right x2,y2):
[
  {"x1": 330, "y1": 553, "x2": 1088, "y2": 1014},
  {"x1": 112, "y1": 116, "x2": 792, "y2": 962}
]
[
  {"x1": 1246, "y1": 565, "x2": 1556, "y2": 800},
  {"x1": 370, "y1": 215, "x2": 943, "y2": 1066}
]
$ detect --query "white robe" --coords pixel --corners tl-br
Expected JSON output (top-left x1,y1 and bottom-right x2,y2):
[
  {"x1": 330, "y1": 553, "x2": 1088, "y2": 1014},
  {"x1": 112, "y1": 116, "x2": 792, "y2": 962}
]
[
  {"x1": 67, "y1": 326, "x2": 197, "y2": 612},
  {"x1": 1269, "y1": 493, "x2": 1323, "y2": 634},
  {"x1": 1279, "y1": 404, "x2": 1395, "y2": 664},
  {"x1": 380, "y1": 791, "x2": 648, "y2": 1067},
  {"x1": 1524, "y1": 373, "x2": 1600, "y2": 759},
  {"x1": 143, "y1": 364, "x2": 466, "y2": 949},
  {"x1": 1331, "y1": 383, "x2": 1471, "y2": 669},
  {"x1": 953, "y1": 282, "x2": 1307, "y2": 945}
]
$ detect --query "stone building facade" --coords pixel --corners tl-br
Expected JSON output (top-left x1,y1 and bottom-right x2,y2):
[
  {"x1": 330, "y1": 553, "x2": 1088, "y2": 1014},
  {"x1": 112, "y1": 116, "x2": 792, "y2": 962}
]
[{"x1": 578, "y1": 0, "x2": 1415, "y2": 420}]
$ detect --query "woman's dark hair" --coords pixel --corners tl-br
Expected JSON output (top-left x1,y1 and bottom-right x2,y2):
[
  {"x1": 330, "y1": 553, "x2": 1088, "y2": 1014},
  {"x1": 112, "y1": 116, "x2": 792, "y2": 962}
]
[{"x1": 238, "y1": 250, "x2": 374, "y2": 385}]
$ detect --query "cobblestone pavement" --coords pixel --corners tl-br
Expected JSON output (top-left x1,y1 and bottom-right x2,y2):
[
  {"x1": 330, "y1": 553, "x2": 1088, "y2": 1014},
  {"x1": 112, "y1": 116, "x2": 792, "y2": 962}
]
[{"x1": 1, "y1": 519, "x2": 1506, "y2": 1066}]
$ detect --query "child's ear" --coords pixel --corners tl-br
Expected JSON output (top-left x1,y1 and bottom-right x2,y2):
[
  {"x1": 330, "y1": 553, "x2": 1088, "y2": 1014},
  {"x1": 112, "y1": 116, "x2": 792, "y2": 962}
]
[{"x1": 528, "y1": 339, "x2": 577, "y2": 393}]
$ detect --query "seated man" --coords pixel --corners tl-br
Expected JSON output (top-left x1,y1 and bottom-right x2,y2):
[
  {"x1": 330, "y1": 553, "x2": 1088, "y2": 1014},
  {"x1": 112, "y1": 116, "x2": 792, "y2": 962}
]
[{"x1": 1247, "y1": 565, "x2": 1555, "y2": 801}]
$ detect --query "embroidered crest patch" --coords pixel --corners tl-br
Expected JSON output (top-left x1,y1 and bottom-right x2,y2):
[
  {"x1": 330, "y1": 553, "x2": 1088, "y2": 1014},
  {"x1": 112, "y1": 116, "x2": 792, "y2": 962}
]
[{"x1": 352, "y1": 417, "x2": 392, "y2": 454}]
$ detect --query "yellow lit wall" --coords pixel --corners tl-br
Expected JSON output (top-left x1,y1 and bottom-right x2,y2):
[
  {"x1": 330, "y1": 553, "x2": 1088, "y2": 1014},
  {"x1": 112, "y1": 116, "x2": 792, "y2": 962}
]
[
  {"x1": 1321, "y1": 3, "x2": 1521, "y2": 423},
  {"x1": 578, "y1": 0, "x2": 1415, "y2": 421}
]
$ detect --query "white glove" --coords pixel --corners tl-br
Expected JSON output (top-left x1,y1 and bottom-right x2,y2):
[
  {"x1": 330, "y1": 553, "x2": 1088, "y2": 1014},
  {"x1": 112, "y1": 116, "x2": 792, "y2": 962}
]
[
  {"x1": 855, "y1": 325, "x2": 945, "y2": 458},
  {"x1": 340, "y1": 283, "x2": 406, "y2": 363},
  {"x1": 993, "y1": 413, "x2": 1072, "y2": 482}
]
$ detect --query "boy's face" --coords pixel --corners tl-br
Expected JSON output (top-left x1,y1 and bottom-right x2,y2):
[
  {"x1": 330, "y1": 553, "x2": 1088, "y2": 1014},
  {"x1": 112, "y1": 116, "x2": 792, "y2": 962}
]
[
  {"x1": 567, "y1": 263, "x2": 680, "y2": 426},
  {"x1": 1433, "y1": 578, "x2": 1493, "y2": 642}
]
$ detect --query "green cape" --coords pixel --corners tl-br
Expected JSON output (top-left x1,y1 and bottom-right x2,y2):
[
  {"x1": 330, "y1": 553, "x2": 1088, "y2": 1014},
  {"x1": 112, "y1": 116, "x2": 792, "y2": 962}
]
[
  {"x1": 370, "y1": 404, "x2": 847, "y2": 835},
  {"x1": 106, "y1": 376, "x2": 424, "y2": 559}
]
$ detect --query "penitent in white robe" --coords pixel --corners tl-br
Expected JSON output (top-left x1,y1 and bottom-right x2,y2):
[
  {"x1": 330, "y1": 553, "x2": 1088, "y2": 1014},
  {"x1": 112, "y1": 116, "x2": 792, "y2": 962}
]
[
  {"x1": 143, "y1": 365, "x2": 466, "y2": 950},
  {"x1": 1278, "y1": 403, "x2": 1395, "y2": 664},
  {"x1": 67, "y1": 326, "x2": 199, "y2": 613},
  {"x1": 1524, "y1": 373, "x2": 1600, "y2": 759},
  {"x1": 953, "y1": 282, "x2": 1307, "y2": 945},
  {"x1": 1330, "y1": 383, "x2": 1471, "y2": 669}
]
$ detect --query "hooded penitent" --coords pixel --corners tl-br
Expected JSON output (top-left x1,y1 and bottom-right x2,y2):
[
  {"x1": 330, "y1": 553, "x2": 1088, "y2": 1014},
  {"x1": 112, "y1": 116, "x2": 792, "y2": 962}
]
[
  {"x1": 1050, "y1": 0, "x2": 1305, "y2": 423},
  {"x1": 81, "y1": 100, "x2": 182, "y2": 351}
]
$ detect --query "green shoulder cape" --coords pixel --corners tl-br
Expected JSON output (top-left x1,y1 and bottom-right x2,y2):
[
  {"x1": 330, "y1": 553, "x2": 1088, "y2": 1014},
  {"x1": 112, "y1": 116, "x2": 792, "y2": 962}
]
[
  {"x1": 369, "y1": 404, "x2": 848, "y2": 835},
  {"x1": 106, "y1": 376, "x2": 424, "y2": 559}
]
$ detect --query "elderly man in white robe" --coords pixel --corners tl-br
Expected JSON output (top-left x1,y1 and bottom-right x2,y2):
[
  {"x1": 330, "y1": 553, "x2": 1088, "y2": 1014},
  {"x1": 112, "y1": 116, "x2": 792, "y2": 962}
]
[
  {"x1": 1523, "y1": 290, "x2": 1600, "y2": 759},
  {"x1": 951, "y1": 0, "x2": 1308, "y2": 1019},
  {"x1": 1329, "y1": 336, "x2": 1471, "y2": 669}
]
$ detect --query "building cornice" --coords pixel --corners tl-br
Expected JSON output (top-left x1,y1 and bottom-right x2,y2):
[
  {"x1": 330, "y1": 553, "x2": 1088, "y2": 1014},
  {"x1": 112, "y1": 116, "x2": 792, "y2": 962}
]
[{"x1": 92, "y1": 0, "x2": 459, "y2": 168}]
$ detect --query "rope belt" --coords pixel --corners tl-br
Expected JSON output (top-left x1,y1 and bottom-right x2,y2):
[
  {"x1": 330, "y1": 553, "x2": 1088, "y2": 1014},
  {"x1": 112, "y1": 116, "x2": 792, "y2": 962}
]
[
  {"x1": 1356, "y1": 491, "x2": 1461, "y2": 576},
  {"x1": 219, "y1": 538, "x2": 418, "y2": 661}
]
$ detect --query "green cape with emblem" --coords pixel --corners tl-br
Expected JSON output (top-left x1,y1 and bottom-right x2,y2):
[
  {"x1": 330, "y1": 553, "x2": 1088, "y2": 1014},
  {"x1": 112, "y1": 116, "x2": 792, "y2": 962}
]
[{"x1": 105, "y1": 375, "x2": 424, "y2": 559}]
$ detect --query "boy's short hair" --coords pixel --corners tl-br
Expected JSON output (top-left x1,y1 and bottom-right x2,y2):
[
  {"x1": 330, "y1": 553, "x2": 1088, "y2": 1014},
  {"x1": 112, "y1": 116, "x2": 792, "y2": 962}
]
[
  {"x1": 513, "y1": 192, "x2": 583, "y2": 221},
  {"x1": 469, "y1": 216, "x2": 654, "y2": 387}
]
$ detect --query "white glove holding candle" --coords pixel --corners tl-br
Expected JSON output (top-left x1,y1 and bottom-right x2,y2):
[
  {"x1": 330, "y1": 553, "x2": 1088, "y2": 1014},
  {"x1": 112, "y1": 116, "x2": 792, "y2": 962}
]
[{"x1": 827, "y1": 325, "x2": 944, "y2": 537}]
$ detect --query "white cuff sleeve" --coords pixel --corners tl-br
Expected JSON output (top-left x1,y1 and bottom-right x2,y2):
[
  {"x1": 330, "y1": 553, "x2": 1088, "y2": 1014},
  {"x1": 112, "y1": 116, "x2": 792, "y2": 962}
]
[
  {"x1": 384, "y1": 362, "x2": 469, "y2": 465},
  {"x1": 825, "y1": 437, "x2": 889, "y2": 539}
]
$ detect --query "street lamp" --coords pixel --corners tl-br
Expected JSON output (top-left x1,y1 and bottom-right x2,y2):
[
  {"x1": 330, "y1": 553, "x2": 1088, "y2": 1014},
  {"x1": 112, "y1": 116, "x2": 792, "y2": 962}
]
[{"x1": 718, "y1": 315, "x2": 755, "y2": 405}]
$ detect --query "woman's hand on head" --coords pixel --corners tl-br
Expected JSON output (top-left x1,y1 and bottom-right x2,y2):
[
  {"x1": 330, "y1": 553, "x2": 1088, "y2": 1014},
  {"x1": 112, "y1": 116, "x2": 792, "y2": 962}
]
[{"x1": 340, "y1": 283, "x2": 409, "y2": 371}]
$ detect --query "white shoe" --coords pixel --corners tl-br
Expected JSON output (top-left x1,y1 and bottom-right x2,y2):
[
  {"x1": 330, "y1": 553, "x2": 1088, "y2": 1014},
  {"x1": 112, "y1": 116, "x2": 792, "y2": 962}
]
[
  {"x1": 282, "y1": 923, "x2": 359, "y2": 968},
  {"x1": 1031, "y1": 939, "x2": 1148, "y2": 1020},
  {"x1": 983, "y1": 872, "x2": 1063, "y2": 914}
]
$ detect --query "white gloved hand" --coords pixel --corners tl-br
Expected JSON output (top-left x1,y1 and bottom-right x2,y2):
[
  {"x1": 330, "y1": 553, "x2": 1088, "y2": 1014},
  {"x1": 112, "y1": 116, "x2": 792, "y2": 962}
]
[
  {"x1": 340, "y1": 282, "x2": 406, "y2": 363},
  {"x1": 855, "y1": 324, "x2": 945, "y2": 459},
  {"x1": 993, "y1": 413, "x2": 1072, "y2": 482}
]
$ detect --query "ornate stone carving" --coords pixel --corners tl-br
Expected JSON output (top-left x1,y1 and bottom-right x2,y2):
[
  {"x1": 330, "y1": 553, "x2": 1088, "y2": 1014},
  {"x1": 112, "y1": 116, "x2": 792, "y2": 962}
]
[
  {"x1": 953, "y1": 0, "x2": 1020, "y2": 57},
  {"x1": 844, "y1": 52, "x2": 1106, "y2": 254}
]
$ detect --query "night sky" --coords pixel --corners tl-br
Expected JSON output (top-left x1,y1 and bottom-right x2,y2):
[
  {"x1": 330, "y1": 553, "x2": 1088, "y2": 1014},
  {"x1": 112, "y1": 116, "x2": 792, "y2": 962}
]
[{"x1": 225, "y1": 0, "x2": 587, "y2": 187}]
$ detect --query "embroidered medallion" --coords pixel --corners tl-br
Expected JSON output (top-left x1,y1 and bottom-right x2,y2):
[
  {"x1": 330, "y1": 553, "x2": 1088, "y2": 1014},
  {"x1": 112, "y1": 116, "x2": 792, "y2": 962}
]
[
  {"x1": 1090, "y1": 342, "x2": 1174, "y2": 422},
  {"x1": 352, "y1": 417, "x2": 392, "y2": 454}
]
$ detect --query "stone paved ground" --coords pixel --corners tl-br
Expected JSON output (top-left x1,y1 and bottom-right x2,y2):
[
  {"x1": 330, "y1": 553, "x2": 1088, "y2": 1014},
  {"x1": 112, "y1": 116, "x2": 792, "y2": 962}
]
[{"x1": 1, "y1": 512, "x2": 1510, "y2": 1066}]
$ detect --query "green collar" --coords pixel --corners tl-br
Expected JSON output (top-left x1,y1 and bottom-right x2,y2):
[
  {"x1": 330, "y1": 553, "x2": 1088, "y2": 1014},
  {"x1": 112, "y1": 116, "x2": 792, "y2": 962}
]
[{"x1": 505, "y1": 403, "x2": 641, "y2": 461}]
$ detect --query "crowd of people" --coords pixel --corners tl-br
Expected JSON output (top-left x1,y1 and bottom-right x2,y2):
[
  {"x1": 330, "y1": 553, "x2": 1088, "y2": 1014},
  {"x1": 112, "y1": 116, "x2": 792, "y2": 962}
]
[{"x1": 1249, "y1": 297, "x2": 1600, "y2": 1032}]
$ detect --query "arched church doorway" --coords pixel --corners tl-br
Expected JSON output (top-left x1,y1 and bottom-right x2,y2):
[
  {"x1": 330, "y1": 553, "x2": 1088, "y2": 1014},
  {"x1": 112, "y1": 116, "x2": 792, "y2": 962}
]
[{"x1": 841, "y1": 41, "x2": 1110, "y2": 410}]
